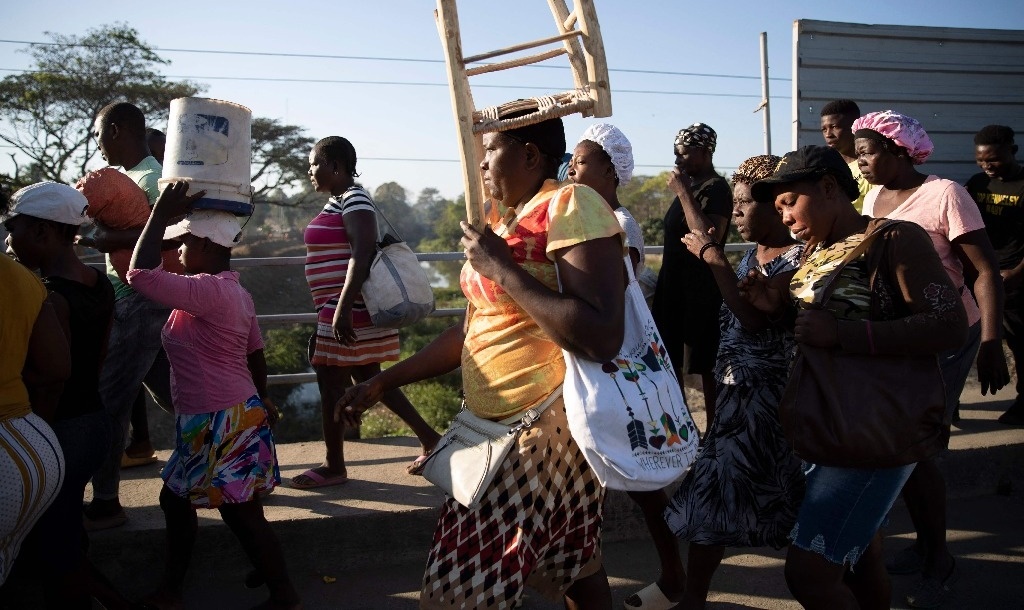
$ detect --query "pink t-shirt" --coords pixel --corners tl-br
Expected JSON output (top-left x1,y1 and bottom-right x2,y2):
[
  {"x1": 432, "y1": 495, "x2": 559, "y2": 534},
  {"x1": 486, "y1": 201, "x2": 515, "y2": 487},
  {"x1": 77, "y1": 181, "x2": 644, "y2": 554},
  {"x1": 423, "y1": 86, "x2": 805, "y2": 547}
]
[
  {"x1": 126, "y1": 267, "x2": 264, "y2": 414},
  {"x1": 863, "y1": 175, "x2": 983, "y2": 326}
]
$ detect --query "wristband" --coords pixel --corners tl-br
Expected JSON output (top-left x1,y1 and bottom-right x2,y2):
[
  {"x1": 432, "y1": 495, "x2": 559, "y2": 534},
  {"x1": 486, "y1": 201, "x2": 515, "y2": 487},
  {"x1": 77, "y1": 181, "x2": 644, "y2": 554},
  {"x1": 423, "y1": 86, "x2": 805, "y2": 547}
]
[{"x1": 698, "y1": 241, "x2": 723, "y2": 262}]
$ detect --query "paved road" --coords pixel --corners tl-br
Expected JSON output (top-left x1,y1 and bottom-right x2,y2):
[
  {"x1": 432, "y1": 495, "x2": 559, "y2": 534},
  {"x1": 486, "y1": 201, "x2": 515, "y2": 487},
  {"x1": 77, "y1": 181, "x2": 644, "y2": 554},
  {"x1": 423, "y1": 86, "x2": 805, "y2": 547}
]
[{"x1": 170, "y1": 493, "x2": 1023, "y2": 609}]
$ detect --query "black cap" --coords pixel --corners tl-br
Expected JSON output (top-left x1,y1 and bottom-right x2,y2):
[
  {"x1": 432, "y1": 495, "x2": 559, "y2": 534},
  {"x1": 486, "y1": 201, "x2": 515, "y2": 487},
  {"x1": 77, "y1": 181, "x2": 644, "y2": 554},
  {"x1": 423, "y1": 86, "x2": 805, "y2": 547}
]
[{"x1": 750, "y1": 145, "x2": 860, "y2": 202}]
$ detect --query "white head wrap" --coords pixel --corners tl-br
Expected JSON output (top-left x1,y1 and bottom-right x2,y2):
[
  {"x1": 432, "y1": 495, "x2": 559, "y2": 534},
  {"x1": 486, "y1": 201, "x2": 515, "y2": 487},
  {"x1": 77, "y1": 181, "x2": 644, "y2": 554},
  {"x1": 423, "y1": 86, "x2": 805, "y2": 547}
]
[{"x1": 578, "y1": 123, "x2": 634, "y2": 184}]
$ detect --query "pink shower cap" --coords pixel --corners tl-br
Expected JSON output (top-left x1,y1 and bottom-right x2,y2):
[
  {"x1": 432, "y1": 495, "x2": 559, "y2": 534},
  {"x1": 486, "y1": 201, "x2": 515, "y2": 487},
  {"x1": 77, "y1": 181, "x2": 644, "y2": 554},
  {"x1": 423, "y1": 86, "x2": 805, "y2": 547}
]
[{"x1": 851, "y1": 110, "x2": 934, "y2": 165}]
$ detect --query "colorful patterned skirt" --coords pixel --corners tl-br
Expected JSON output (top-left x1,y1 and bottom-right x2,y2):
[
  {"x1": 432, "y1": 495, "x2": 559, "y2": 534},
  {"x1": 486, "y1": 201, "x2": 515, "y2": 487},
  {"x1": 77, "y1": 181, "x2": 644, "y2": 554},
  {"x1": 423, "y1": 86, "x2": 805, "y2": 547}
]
[
  {"x1": 420, "y1": 396, "x2": 605, "y2": 609},
  {"x1": 162, "y1": 396, "x2": 280, "y2": 509}
]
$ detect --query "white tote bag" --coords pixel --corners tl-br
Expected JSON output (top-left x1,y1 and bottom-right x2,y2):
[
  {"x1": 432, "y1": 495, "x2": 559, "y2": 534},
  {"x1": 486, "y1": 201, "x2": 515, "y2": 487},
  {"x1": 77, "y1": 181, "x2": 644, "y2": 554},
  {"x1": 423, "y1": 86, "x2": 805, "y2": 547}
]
[
  {"x1": 360, "y1": 207, "x2": 435, "y2": 329},
  {"x1": 562, "y1": 255, "x2": 700, "y2": 491}
]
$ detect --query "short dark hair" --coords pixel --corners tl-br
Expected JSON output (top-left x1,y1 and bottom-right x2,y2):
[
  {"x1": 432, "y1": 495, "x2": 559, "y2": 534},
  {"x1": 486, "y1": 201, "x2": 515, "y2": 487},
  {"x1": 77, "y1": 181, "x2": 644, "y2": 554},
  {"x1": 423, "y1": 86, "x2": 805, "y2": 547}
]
[
  {"x1": 146, "y1": 127, "x2": 165, "y2": 140},
  {"x1": 974, "y1": 125, "x2": 1015, "y2": 148},
  {"x1": 97, "y1": 102, "x2": 147, "y2": 136},
  {"x1": 820, "y1": 99, "x2": 861, "y2": 119},
  {"x1": 314, "y1": 136, "x2": 359, "y2": 177},
  {"x1": 500, "y1": 109, "x2": 566, "y2": 180}
]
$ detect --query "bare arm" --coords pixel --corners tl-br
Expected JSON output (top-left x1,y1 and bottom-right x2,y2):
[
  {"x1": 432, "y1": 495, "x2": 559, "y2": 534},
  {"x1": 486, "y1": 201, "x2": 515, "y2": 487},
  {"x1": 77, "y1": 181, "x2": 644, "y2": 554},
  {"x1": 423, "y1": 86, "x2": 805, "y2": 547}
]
[
  {"x1": 668, "y1": 169, "x2": 729, "y2": 241},
  {"x1": 335, "y1": 322, "x2": 466, "y2": 424},
  {"x1": 682, "y1": 232, "x2": 793, "y2": 331},
  {"x1": 130, "y1": 182, "x2": 204, "y2": 272},
  {"x1": 331, "y1": 208, "x2": 377, "y2": 345},
  {"x1": 461, "y1": 222, "x2": 625, "y2": 362},
  {"x1": 22, "y1": 297, "x2": 70, "y2": 423},
  {"x1": 247, "y1": 348, "x2": 280, "y2": 426},
  {"x1": 954, "y1": 229, "x2": 1010, "y2": 395}
]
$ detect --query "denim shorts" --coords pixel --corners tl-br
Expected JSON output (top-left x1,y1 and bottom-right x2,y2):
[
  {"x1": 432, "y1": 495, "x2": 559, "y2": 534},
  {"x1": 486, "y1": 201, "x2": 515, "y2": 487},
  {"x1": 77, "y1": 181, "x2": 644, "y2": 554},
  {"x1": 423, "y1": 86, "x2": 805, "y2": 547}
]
[{"x1": 789, "y1": 462, "x2": 915, "y2": 565}]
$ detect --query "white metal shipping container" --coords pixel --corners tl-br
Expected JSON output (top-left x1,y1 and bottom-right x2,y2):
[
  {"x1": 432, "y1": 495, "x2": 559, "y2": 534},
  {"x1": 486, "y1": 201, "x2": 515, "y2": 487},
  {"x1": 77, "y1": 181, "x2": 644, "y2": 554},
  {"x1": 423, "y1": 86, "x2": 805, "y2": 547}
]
[{"x1": 792, "y1": 19, "x2": 1024, "y2": 183}]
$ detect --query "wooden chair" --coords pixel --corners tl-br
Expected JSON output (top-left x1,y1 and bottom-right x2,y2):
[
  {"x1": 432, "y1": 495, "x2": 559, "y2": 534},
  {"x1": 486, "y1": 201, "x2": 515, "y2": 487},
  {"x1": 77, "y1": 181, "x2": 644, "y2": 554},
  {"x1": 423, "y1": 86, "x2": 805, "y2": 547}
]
[{"x1": 434, "y1": 0, "x2": 612, "y2": 227}]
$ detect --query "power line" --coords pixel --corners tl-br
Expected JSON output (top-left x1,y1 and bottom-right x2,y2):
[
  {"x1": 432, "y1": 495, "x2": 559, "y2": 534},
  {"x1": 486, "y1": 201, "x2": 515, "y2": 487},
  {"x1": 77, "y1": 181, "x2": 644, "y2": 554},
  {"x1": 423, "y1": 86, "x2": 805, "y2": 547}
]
[
  {"x1": 0, "y1": 38, "x2": 793, "y2": 82},
  {"x1": 0, "y1": 67, "x2": 785, "y2": 100},
  {"x1": 0, "y1": 145, "x2": 736, "y2": 170}
]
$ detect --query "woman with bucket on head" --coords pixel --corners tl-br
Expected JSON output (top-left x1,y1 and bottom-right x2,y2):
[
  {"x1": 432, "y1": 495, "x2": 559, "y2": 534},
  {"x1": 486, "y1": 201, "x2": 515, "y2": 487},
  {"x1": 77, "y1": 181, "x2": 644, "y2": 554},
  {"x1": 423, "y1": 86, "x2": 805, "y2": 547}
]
[
  {"x1": 125, "y1": 182, "x2": 299, "y2": 610},
  {"x1": 296, "y1": 136, "x2": 440, "y2": 489}
]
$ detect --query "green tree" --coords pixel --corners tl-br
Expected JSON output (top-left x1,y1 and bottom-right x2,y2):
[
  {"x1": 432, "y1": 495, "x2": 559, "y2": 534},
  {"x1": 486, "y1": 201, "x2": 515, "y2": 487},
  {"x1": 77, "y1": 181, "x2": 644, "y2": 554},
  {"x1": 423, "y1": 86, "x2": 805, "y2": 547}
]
[
  {"x1": 0, "y1": 24, "x2": 203, "y2": 183},
  {"x1": 251, "y1": 117, "x2": 316, "y2": 206},
  {"x1": 373, "y1": 181, "x2": 425, "y2": 246}
]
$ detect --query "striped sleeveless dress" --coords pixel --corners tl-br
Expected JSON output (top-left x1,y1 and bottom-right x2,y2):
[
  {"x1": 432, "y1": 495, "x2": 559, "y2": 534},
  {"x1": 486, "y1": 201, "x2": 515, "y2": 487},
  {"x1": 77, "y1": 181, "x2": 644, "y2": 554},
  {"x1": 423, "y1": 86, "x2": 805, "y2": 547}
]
[{"x1": 304, "y1": 186, "x2": 400, "y2": 366}]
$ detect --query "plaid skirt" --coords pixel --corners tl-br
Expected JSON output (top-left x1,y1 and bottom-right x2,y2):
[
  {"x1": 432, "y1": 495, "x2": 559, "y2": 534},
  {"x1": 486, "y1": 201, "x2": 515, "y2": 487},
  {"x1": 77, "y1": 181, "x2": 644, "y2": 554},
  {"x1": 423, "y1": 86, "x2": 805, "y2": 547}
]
[
  {"x1": 162, "y1": 396, "x2": 280, "y2": 509},
  {"x1": 420, "y1": 396, "x2": 605, "y2": 609}
]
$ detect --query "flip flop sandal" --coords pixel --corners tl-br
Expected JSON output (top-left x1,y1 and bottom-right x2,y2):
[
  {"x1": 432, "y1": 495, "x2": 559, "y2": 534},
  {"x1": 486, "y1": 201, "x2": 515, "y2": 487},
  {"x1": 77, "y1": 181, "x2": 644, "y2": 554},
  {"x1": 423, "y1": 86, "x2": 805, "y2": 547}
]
[
  {"x1": 289, "y1": 468, "x2": 348, "y2": 489},
  {"x1": 121, "y1": 452, "x2": 159, "y2": 469},
  {"x1": 407, "y1": 453, "x2": 432, "y2": 476},
  {"x1": 623, "y1": 582, "x2": 677, "y2": 610}
]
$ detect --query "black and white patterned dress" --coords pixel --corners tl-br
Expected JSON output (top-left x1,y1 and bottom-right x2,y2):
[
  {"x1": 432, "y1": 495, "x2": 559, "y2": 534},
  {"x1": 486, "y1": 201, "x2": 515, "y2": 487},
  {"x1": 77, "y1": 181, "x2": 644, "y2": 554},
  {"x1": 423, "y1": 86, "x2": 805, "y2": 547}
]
[{"x1": 664, "y1": 246, "x2": 806, "y2": 549}]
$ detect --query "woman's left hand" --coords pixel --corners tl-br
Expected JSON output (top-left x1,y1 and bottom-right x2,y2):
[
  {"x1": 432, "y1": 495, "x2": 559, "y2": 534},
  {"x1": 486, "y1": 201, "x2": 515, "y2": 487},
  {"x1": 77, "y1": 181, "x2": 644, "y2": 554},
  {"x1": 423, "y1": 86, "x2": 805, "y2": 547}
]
[
  {"x1": 262, "y1": 396, "x2": 282, "y2": 427},
  {"x1": 681, "y1": 228, "x2": 719, "y2": 262},
  {"x1": 794, "y1": 308, "x2": 839, "y2": 347},
  {"x1": 667, "y1": 167, "x2": 693, "y2": 198},
  {"x1": 976, "y1": 339, "x2": 1010, "y2": 395},
  {"x1": 332, "y1": 305, "x2": 356, "y2": 346},
  {"x1": 153, "y1": 181, "x2": 205, "y2": 219},
  {"x1": 461, "y1": 221, "x2": 514, "y2": 280}
]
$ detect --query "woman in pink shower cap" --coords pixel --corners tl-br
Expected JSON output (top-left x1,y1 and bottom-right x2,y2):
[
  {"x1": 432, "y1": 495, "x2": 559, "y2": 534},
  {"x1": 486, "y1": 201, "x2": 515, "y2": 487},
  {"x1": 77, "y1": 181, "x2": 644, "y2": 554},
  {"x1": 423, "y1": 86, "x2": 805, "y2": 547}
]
[
  {"x1": 854, "y1": 109, "x2": 1009, "y2": 608},
  {"x1": 852, "y1": 109, "x2": 934, "y2": 165}
]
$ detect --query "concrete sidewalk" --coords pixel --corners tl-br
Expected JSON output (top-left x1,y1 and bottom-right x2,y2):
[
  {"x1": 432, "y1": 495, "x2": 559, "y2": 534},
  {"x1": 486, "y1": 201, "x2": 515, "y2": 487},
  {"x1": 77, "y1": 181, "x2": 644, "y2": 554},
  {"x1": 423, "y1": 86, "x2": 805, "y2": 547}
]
[{"x1": 3, "y1": 384, "x2": 1022, "y2": 608}]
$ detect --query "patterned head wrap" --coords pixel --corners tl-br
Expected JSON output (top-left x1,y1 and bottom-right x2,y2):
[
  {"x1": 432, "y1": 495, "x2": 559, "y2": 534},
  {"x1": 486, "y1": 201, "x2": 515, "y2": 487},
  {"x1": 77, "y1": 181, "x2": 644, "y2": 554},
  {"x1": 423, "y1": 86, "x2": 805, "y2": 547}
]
[
  {"x1": 674, "y1": 123, "x2": 717, "y2": 154},
  {"x1": 578, "y1": 123, "x2": 634, "y2": 184},
  {"x1": 851, "y1": 110, "x2": 934, "y2": 165},
  {"x1": 732, "y1": 155, "x2": 783, "y2": 186}
]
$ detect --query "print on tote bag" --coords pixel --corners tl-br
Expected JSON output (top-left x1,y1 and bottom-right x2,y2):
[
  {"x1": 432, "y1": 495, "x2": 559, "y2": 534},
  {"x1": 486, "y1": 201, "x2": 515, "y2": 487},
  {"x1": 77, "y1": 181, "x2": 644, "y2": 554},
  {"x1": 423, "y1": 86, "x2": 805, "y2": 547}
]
[{"x1": 564, "y1": 255, "x2": 699, "y2": 491}]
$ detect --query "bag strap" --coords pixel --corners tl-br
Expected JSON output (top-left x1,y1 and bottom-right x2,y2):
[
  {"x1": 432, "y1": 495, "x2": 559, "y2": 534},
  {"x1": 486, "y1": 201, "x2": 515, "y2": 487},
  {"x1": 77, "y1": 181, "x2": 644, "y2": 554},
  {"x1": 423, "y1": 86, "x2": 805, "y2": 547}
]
[
  {"x1": 367, "y1": 196, "x2": 405, "y2": 246},
  {"x1": 817, "y1": 219, "x2": 903, "y2": 305},
  {"x1": 497, "y1": 385, "x2": 563, "y2": 427}
]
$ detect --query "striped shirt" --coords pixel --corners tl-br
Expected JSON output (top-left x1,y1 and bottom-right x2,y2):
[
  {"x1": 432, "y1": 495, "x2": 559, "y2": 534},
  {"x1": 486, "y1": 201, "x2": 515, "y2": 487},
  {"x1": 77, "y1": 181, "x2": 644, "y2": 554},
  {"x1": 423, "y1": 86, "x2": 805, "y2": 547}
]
[{"x1": 304, "y1": 186, "x2": 398, "y2": 365}]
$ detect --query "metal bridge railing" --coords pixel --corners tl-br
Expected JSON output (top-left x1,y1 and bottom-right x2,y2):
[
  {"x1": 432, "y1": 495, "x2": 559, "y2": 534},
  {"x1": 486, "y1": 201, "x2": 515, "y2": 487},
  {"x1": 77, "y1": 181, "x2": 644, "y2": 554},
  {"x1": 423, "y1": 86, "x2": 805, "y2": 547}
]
[{"x1": 241, "y1": 244, "x2": 753, "y2": 386}]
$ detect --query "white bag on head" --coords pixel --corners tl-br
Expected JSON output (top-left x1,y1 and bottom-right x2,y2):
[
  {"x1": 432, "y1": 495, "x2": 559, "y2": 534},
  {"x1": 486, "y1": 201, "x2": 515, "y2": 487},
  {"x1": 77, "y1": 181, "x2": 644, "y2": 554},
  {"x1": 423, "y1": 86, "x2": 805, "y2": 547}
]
[{"x1": 561, "y1": 255, "x2": 700, "y2": 491}]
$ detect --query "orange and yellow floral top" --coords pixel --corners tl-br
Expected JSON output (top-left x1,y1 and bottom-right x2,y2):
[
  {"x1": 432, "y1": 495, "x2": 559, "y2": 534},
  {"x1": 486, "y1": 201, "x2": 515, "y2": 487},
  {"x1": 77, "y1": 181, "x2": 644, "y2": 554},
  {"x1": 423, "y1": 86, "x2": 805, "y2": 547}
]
[{"x1": 460, "y1": 180, "x2": 623, "y2": 420}]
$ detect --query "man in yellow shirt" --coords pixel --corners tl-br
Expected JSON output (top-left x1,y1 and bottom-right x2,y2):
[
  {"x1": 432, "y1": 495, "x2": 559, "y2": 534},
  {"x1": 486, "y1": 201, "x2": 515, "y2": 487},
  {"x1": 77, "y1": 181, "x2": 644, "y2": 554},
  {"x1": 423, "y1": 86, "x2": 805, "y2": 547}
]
[{"x1": 820, "y1": 99, "x2": 872, "y2": 212}]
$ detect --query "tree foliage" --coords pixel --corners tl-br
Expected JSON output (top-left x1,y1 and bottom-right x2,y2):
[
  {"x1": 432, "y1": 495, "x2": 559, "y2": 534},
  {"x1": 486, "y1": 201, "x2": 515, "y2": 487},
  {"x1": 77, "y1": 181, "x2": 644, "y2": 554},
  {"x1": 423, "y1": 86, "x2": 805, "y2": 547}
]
[
  {"x1": 0, "y1": 24, "x2": 203, "y2": 184},
  {"x1": 251, "y1": 117, "x2": 316, "y2": 206}
]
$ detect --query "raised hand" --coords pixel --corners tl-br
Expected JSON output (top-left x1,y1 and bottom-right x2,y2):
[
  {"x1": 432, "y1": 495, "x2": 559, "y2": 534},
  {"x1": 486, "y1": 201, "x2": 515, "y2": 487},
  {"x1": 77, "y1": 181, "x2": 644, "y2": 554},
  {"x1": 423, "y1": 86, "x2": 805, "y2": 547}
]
[{"x1": 460, "y1": 221, "x2": 514, "y2": 281}]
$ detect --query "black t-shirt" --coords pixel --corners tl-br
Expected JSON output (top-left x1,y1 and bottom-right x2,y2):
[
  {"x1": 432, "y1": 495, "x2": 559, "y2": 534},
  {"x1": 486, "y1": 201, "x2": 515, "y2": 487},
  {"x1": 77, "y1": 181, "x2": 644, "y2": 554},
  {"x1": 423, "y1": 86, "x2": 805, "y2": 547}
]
[
  {"x1": 43, "y1": 269, "x2": 115, "y2": 421},
  {"x1": 661, "y1": 174, "x2": 734, "y2": 267},
  {"x1": 965, "y1": 168, "x2": 1024, "y2": 270}
]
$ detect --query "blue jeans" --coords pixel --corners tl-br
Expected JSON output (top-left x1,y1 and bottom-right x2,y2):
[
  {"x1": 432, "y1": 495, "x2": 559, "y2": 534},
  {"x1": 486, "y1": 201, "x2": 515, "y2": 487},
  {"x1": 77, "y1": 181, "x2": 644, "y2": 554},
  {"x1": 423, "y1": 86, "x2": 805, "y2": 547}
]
[
  {"x1": 790, "y1": 462, "x2": 915, "y2": 565},
  {"x1": 90, "y1": 291, "x2": 173, "y2": 500}
]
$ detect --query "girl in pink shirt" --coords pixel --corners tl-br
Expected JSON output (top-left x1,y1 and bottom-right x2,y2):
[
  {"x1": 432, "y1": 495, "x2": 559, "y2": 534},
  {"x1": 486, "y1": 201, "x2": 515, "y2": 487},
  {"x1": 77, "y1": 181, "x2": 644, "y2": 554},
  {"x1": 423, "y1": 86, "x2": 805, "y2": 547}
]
[{"x1": 126, "y1": 182, "x2": 300, "y2": 610}]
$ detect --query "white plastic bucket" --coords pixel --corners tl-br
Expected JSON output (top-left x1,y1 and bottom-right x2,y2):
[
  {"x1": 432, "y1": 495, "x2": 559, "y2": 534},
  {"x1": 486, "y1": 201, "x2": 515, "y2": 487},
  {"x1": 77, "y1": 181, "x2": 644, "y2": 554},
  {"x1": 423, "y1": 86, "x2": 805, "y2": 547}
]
[{"x1": 160, "y1": 97, "x2": 254, "y2": 216}]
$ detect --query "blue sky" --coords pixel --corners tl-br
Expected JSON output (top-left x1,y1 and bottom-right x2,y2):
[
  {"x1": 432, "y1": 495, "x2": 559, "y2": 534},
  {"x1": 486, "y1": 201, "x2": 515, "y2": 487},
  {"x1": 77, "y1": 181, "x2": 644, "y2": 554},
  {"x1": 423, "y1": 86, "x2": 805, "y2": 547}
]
[{"x1": 4, "y1": 0, "x2": 1023, "y2": 201}]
